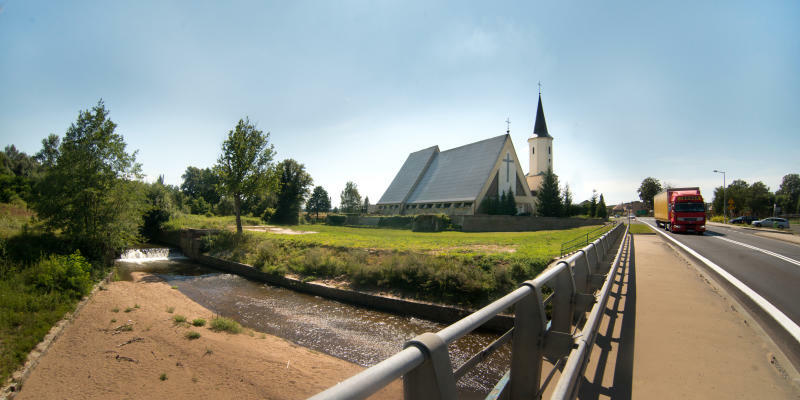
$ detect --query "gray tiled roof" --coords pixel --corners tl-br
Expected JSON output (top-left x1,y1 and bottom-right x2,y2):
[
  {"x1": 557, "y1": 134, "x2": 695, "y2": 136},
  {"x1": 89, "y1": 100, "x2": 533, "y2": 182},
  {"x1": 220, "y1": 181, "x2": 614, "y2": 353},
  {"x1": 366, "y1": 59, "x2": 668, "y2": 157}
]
[
  {"x1": 378, "y1": 135, "x2": 507, "y2": 204},
  {"x1": 377, "y1": 146, "x2": 438, "y2": 204}
]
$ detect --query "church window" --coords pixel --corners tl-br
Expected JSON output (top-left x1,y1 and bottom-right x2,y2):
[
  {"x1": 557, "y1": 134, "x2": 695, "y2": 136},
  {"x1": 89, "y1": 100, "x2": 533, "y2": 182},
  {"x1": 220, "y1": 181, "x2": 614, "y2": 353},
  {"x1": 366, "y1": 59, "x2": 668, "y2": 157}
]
[
  {"x1": 465, "y1": 202, "x2": 472, "y2": 207},
  {"x1": 548, "y1": 146, "x2": 551, "y2": 154},
  {"x1": 444, "y1": 203, "x2": 451, "y2": 208},
  {"x1": 531, "y1": 147, "x2": 535, "y2": 155}
]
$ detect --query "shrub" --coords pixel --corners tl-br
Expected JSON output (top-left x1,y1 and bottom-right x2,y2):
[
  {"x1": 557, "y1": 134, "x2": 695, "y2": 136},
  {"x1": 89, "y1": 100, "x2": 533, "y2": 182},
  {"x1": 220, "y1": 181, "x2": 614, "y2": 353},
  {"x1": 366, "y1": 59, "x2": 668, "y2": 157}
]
[
  {"x1": 325, "y1": 214, "x2": 346, "y2": 226},
  {"x1": 173, "y1": 315, "x2": 187, "y2": 324},
  {"x1": 261, "y1": 207, "x2": 276, "y2": 223},
  {"x1": 192, "y1": 318, "x2": 206, "y2": 327},
  {"x1": 710, "y1": 215, "x2": 725, "y2": 223},
  {"x1": 26, "y1": 251, "x2": 92, "y2": 298},
  {"x1": 185, "y1": 331, "x2": 201, "y2": 340},
  {"x1": 412, "y1": 214, "x2": 451, "y2": 232},
  {"x1": 209, "y1": 317, "x2": 242, "y2": 334}
]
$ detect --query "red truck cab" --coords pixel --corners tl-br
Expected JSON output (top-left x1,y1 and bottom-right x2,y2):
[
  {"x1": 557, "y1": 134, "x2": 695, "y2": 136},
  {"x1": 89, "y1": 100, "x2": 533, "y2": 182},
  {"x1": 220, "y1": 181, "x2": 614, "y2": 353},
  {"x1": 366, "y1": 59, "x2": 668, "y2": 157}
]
[{"x1": 654, "y1": 188, "x2": 706, "y2": 234}]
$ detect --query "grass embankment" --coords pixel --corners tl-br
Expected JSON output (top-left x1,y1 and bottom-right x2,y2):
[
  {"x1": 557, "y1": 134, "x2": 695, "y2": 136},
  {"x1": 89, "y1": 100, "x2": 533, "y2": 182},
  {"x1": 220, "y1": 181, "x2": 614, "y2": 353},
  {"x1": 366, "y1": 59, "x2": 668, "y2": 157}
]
[
  {"x1": 172, "y1": 214, "x2": 605, "y2": 308},
  {"x1": 163, "y1": 213, "x2": 262, "y2": 231},
  {"x1": 628, "y1": 223, "x2": 655, "y2": 235},
  {"x1": 0, "y1": 203, "x2": 98, "y2": 384}
]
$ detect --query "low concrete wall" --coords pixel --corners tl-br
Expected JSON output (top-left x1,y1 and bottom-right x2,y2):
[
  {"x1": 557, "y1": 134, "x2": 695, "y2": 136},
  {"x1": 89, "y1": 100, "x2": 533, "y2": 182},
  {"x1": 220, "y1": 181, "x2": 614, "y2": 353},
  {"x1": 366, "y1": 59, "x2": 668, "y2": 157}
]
[
  {"x1": 177, "y1": 229, "x2": 513, "y2": 331},
  {"x1": 452, "y1": 215, "x2": 605, "y2": 232}
]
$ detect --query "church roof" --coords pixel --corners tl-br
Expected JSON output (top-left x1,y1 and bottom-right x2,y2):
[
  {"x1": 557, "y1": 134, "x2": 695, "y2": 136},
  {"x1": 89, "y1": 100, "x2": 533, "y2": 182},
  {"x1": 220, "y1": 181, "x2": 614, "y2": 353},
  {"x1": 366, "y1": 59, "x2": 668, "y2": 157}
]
[
  {"x1": 378, "y1": 135, "x2": 508, "y2": 204},
  {"x1": 533, "y1": 94, "x2": 550, "y2": 138}
]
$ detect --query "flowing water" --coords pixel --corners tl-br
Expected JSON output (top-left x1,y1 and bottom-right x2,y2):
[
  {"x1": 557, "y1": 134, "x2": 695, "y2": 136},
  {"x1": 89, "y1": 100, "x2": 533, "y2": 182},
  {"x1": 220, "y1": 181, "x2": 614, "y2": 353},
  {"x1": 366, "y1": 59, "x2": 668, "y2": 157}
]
[{"x1": 115, "y1": 249, "x2": 510, "y2": 398}]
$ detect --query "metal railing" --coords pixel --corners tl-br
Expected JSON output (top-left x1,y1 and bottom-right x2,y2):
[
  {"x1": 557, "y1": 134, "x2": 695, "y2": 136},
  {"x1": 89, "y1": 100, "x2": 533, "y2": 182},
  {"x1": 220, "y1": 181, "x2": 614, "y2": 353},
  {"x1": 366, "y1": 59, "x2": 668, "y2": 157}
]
[
  {"x1": 559, "y1": 222, "x2": 616, "y2": 257},
  {"x1": 309, "y1": 222, "x2": 627, "y2": 400}
]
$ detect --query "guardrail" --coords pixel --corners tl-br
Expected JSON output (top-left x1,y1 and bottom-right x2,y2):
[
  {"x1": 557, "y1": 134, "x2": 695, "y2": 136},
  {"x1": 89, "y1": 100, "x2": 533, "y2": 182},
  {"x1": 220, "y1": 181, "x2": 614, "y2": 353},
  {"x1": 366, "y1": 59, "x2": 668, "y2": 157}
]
[
  {"x1": 309, "y1": 222, "x2": 627, "y2": 400},
  {"x1": 559, "y1": 222, "x2": 615, "y2": 257}
]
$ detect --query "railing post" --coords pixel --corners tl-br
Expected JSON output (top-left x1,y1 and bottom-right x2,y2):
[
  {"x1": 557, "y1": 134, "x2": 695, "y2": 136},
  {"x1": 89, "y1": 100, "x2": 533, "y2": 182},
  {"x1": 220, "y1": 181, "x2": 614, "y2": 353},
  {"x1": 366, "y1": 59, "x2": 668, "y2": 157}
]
[
  {"x1": 544, "y1": 266, "x2": 577, "y2": 361},
  {"x1": 510, "y1": 283, "x2": 546, "y2": 400},
  {"x1": 403, "y1": 333, "x2": 458, "y2": 400}
]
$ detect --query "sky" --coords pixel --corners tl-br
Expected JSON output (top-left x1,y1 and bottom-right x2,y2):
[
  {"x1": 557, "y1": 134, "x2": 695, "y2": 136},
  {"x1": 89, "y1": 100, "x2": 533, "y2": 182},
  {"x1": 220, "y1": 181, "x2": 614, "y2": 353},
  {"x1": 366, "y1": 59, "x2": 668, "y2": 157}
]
[{"x1": 1, "y1": 1, "x2": 798, "y2": 207}]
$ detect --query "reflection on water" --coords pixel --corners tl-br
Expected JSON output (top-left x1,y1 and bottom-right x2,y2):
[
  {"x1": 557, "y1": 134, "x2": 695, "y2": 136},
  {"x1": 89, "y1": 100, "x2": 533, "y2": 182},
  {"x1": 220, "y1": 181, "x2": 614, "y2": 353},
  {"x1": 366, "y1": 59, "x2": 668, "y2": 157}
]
[{"x1": 115, "y1": 255, "x2": 510, "y2": 397}]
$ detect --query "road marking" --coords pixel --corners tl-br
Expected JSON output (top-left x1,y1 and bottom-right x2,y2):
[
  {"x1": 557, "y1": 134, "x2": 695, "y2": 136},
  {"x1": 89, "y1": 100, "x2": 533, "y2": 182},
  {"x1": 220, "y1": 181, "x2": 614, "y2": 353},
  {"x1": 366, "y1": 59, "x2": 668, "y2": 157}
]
[
  {"x1": 640, "y1": 220, "x2": 800, "y2": 345},
  {"x1": 714, "y1": 236, "x2": 800, "y2": 267}
]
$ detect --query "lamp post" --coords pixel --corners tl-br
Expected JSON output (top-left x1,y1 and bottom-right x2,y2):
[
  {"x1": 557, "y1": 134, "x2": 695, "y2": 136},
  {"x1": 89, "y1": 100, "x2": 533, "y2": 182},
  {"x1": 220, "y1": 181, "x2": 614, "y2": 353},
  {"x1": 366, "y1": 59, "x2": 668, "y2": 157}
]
[{"x1": 713, "y1": 169, "x2": 726, "y2": 223}]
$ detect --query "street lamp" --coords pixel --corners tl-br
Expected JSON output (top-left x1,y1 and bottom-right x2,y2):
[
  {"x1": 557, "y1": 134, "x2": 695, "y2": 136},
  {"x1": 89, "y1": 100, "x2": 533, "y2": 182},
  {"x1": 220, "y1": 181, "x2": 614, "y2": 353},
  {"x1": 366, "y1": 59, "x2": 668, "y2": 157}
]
[{"x1": 713, "y1": 170, "x2": 726, "y2": 223}]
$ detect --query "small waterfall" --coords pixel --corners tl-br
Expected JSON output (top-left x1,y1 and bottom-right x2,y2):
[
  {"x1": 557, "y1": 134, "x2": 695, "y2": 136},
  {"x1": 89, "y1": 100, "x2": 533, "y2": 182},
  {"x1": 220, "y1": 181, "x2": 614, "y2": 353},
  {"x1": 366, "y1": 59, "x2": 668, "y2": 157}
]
[{"x1": 119, "y1": 247, "x2": 173, "y2": 261}]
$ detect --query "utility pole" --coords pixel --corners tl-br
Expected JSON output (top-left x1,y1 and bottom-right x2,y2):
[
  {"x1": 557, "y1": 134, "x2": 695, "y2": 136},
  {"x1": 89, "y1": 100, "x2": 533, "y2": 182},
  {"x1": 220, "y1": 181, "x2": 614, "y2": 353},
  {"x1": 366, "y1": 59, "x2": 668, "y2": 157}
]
[{"x1": 713, "y1": 169, "x2": 726, "y2": 223}]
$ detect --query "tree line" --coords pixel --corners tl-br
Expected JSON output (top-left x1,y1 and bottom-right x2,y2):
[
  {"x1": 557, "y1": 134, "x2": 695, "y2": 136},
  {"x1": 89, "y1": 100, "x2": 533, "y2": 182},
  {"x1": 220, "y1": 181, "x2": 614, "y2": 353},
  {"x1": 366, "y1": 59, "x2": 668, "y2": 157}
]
[
  {"x1": 535, "y1": 168, "x2": 608, "y2": 218},
  {"x1": 0, "y1": 100, "x2": 373, "y2": 261}
]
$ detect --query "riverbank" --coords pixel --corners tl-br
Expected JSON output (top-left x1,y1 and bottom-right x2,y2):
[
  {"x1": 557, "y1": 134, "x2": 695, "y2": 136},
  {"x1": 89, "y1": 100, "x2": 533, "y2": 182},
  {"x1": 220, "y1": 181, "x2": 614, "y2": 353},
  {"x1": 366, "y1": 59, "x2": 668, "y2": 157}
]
[{"x1": 12, "y1": 272, "x2": 401, "y2": 400}]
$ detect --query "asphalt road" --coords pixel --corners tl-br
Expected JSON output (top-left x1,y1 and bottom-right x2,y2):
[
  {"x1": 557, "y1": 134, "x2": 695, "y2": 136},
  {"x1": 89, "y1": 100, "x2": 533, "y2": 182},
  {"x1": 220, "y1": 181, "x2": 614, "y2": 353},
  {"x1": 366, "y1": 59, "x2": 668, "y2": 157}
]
[{"x1": 637, "y1": 217, "x2": 800, "y2": 328}]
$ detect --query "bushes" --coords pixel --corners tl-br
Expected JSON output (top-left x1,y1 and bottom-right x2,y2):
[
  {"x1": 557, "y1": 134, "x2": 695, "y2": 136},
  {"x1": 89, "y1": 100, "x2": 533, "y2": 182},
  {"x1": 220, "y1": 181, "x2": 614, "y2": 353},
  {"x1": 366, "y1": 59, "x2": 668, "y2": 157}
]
[
  {"x1": 326, "y1": 214, "x2": 347, "y2": 226},
  {"x1": 412, "y1": 214, "x2": 451, "y2": 232},
  {"x1": 26, "y1": 252, "x2": 92, "y2": 299},
  {"x1": 378, "y1": 216, "x2": 414, "y2": 229}
]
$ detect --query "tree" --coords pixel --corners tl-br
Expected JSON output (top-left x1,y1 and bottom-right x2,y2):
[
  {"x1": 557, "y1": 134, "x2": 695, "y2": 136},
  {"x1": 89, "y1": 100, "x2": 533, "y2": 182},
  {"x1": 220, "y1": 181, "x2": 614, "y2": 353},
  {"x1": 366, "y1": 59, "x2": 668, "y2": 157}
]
[
  {"x1": 561, "y1": 183, "x2": 574, "y2": 217},
  {"x1": 271, "y1": 159, "x2": 313, "y2": 224},
  {"x1": 637, "y1": 177, "x2": 663, "y2": 210},
  {"x1": 34, "y1": 134, "x2": 60, "y2": 168},
  {"x1": 307, "y1": 186, "x2": 331, "y2": 220},
  {"x1": 589, "y1": 189, "x2": 598, "y2": 217},
  {"x1": 34, "y1": 100, "x2": 146, "y2": 260},
  {"x1": 775, "y1": 174, "x2": 800, "y2": 215},
  {"x1": 597, "y1": 194, "x2": 608, "y2": 219},
  {"x1": 535, "y1": 168, "x2": 561, "y2": 217},
  {"x1": 141, "y1": 177, "x2": 174, "y2": 241},
  {"x1": 181, "y1": 166, "x2": 221, "y2": 207},
  {"x1": 504, "y1": 188, "x2": 517, "y2": 215},
  {"x1": 340, "y1": 181, "x2": 362, "y2": 214},
  {"x1": 746, "y1": 181, "x2": 773, "y2": 217},
  {"x1": 214, "y1": 117, "x2": 276, "y2": 233},
  {"x1": 362, "y1": 196, "x2": 371, "y2": 214}
]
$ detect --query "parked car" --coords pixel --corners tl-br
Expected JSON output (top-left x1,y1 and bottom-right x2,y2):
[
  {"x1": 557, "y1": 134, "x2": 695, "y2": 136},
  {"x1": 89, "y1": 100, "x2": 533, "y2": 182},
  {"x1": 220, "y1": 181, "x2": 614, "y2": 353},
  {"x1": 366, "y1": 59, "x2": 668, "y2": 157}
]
[
  {"x1": 729, "y1": 216, "x2": 757, "y2": 224},
  {"x1": 752, "y1": 217, "x2": 790, "y2": 229}
]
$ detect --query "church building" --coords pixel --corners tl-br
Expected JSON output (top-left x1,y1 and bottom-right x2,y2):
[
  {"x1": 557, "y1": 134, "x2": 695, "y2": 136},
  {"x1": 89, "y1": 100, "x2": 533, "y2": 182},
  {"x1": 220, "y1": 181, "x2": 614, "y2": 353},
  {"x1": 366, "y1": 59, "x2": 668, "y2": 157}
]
[{"x1": 376, "y1": 94, "x2": 554, "y2": 216}]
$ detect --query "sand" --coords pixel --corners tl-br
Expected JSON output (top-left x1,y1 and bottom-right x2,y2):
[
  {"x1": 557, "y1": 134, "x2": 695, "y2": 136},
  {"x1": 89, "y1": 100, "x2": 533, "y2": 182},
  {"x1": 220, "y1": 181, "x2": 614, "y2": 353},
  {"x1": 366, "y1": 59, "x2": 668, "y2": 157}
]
[{"x1": 14, "y1": 272, "x2": 400, "y2": 400}]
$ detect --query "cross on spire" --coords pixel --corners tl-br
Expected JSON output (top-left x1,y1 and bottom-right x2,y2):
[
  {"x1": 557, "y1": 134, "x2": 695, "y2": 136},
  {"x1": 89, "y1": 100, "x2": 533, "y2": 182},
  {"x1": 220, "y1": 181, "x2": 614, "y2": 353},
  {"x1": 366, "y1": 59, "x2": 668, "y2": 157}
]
[
  {"x1": 505, "y1": 117, "x2": 511, "y2": 134},
  {"x1": 538, "y1": 81, "x2": 542, "y2": 95}
]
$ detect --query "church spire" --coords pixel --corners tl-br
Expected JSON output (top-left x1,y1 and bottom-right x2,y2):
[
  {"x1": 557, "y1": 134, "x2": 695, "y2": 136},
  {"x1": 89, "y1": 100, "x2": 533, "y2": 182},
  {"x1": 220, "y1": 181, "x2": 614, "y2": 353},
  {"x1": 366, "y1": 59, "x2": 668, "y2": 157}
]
[{"x1": 533, "y1": 93, "x2": 550, "y2": 138}]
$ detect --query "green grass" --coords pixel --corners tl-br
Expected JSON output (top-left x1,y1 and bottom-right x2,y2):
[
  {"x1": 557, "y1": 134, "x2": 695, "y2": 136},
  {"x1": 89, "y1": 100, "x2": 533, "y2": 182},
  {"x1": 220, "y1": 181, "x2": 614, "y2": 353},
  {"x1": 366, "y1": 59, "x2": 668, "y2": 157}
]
[
  {"x1": 173, "y1": 315, "x2": 187, "y2": 324},
  {"x1": 209, "y1": 317, "x2": 242, "y2": 334},
  {"x1": 159, "y1": 372, "x2": 168, "y2": 381},
  {"x1": 166, "y1": 306, "x2": 174, "y2": 313},
  {"x1": 192, "y1": 318, "x2": 206, "y2": 327},
  {"x1": 163, "y1": 213, "x2": 263, "y2": 231},
  {"x1": 628, "y1": 223, "x2": 655, "y2": 235},
  {"x1": 185, "y1": 331, "x2": 201, "y2": 340}
]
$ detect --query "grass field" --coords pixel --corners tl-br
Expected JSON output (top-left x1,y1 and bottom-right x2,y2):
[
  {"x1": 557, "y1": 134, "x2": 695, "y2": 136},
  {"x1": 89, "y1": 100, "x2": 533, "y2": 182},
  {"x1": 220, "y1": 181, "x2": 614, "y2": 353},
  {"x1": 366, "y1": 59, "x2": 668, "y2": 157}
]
[{"x1": 170, "y1": 213, "x2": 608, "y2": 307}]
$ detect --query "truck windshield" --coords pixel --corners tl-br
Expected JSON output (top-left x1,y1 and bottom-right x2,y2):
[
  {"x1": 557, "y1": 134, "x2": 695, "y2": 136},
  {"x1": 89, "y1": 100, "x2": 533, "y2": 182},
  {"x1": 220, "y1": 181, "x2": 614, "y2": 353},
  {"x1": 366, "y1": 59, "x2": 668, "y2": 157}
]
[{"x1": 674, "y1": 203, "x2": 705, "y2": 212}]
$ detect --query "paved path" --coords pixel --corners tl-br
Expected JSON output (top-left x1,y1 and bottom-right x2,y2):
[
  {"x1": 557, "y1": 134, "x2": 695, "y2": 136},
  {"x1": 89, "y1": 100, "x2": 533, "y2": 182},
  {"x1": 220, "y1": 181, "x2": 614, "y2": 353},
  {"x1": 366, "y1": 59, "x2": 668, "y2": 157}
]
[{"x1": 580, "y1": 232, "x2": 799, "y2": 399}]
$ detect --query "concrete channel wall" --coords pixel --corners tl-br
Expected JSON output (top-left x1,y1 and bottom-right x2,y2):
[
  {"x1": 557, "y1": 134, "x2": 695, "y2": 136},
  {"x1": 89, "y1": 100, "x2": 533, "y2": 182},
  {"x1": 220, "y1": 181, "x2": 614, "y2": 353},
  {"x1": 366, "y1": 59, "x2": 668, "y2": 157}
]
[{"x1": 170, "y1": 229, "x2": 514, "y2": 331}]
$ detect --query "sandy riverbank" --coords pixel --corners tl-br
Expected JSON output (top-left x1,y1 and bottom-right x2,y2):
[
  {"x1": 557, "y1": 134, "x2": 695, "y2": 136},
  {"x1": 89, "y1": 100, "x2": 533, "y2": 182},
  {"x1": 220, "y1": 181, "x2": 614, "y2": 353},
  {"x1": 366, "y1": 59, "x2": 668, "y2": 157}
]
[{"x1": 13, "y1": 272, "x2": 400, "y2": 400}]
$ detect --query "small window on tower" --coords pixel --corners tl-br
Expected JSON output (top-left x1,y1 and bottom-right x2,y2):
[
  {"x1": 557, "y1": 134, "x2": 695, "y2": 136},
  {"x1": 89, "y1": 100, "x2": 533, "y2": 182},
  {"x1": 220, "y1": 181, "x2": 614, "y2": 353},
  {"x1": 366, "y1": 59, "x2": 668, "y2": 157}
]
[
  {"x1": 532, "y1": 147, "x2": 535, "y2": 155},
  {"x1": 548, "y1": 146, "x2": 551, "y2": 154}
]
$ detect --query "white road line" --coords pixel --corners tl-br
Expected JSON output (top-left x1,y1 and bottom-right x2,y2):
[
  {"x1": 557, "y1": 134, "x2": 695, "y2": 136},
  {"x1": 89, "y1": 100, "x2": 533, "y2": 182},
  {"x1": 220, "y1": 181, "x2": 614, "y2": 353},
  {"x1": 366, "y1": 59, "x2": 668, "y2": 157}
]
[
  {"x1": 714, "y1": 236, "x2": 800, "y2": 267},
  {"x1": 639, "y1": 220, "x2": 800, "y2": 345}
]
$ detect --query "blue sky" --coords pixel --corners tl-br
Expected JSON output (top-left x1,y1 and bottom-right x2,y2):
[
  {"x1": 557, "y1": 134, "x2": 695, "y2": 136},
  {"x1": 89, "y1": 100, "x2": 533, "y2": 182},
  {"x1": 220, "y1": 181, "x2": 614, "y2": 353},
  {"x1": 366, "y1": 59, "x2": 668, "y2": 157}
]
[{"x1": 1, "y1": 1, "x2": 798, "y2": 206}]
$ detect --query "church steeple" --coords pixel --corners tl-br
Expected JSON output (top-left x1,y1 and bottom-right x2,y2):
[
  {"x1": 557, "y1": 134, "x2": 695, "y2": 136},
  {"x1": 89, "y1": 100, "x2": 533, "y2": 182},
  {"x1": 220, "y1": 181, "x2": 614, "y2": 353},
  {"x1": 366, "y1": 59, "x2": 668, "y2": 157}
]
[{"x1": 533, "y1": 93, "x2": 550, "y2": 138}]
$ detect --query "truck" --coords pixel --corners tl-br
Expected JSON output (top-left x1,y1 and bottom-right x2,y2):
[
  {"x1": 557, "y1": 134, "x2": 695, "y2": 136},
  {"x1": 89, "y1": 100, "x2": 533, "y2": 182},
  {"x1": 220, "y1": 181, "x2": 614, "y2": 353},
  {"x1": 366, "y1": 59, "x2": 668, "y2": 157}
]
[{"x1": 653, "y1": 187, "x2": 706, "y2": 234}]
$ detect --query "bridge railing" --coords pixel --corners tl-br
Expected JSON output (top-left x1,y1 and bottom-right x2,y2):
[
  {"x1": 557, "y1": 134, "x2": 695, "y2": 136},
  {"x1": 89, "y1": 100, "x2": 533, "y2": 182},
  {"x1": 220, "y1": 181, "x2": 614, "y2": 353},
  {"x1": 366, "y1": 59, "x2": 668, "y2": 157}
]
[{"x1": 309, "y1": 222, "x2": 627, "y2": 400}]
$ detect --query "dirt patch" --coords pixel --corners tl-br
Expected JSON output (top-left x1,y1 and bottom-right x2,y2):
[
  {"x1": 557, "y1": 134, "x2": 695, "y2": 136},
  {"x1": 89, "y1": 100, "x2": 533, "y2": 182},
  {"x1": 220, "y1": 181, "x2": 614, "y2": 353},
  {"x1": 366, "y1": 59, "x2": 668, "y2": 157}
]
[
  {"x1": 13, "y1": 272, "x2": 399, "y2": 400},
  {"x1": 243, "y1": 225, "x2": 317, "y2": 235},
  {"x1": 429, "y1": 244, "x2": 517, "y2": 255}
]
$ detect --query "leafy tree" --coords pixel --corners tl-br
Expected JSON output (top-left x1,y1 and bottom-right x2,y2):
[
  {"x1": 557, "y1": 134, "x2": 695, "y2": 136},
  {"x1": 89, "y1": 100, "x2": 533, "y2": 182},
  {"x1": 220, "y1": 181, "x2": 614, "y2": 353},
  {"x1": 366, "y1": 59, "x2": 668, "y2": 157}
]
[
  {"x1": 340, "y1": 181, "x2": 362, "y2": 214},
  {"x1": 307, "y1": 186, "x2": 331, "y2": 220},
  {"x1": 271, "y1": 159, "x2": 313, "y2": 224},
  {"x1": 214, "y1": 117, "x2": 276, "y2": 233},
  {"x1": 141, "y1": 176, "x2": 174, "y2": 240},
  {"x1": 181, "y1": 166, "x2": 221, "y2": 208},
  {"x1": 597, "y1": 194, "x2": 608, "y2": 219},
  {"x1": 535, "y1": 168, "x2": 561, "y2": 217},
  {"x1": 504, "y1": 188, "x2": 517, "y2": 215},
  {"x1": 775, "y1": 174, "x2": 800, "y2": 215},
  {"x1": 34, "y1": 134, "x2": 61, "y2": 168},
  {"x1": 637, "y1": 177, "x2": 662, "y2": 210},
  {"x1": 362, "y1": 196, "x2": 371, "y2": 214},
  {"x1": 746, "y1": 181, "x2": 773, "y2": 217},
  {"x1": 34, "y1": 100, "x2": 146, "y2": 260},
  {"x1": 589, "y1": 189, "x2": 598, "y2": 217}
]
